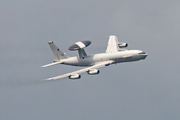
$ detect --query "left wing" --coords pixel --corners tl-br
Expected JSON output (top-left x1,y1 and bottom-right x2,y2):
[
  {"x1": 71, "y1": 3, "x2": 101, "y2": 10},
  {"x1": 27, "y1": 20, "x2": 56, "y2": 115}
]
[{"x1": 45, "y1": 60, "x2": 114, "y2": 80}]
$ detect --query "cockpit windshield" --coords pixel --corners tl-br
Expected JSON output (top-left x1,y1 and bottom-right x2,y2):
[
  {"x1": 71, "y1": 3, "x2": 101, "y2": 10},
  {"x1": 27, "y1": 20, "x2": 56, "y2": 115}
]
[{"x1": 139, "y1": 52, "x2": 146, "y2": 55}]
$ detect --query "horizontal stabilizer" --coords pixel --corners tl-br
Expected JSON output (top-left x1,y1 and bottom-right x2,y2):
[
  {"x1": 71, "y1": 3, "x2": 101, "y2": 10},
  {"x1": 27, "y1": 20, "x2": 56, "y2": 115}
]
[{"x1": 41, "y1": 61, "x2": 62, "y2": 68}]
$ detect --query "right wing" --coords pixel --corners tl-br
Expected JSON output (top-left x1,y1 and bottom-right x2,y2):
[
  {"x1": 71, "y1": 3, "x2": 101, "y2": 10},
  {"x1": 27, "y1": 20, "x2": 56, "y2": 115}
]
[
  {"x1": 106, "y1": 35, "x2": 119, "y2": 53},
  {"x1": 45, "y1": 60, "x2": 114, "y2": 80}
]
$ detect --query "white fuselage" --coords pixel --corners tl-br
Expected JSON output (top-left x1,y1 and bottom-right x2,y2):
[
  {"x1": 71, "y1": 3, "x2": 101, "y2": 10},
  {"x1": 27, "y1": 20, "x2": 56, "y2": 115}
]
[{"x1": 60, "y1": 50, "x2": 147, "y2": 66}]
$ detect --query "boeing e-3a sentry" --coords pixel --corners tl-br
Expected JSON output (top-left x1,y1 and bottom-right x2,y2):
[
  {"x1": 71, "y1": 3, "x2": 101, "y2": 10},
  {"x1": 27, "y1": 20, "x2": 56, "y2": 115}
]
[{"x1": 42, "y1": 35, "x2": 147, "y2": 80}]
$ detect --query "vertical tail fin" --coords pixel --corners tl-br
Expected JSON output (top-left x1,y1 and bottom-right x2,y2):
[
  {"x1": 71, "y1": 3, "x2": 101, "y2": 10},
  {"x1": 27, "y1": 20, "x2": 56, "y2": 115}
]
[{"x1": 48, "y1": 41, "x2": 69, "y2": 60}]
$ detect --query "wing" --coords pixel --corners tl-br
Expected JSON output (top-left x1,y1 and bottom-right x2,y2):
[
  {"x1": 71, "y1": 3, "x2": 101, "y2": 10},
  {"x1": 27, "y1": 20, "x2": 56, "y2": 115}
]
[
  {"x1": 106, "y1": 35, "x2": 119, "y2": 53},
  {"x1": 45, "y1": 60, "x2": 114, "y2": 80}
]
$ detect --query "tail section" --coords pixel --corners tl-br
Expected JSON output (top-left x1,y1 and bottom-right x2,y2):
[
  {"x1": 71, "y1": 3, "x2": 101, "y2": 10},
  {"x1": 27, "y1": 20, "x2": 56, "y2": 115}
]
[{"x1": 48, "y1": 41, "x2": 69, "y2": 60}]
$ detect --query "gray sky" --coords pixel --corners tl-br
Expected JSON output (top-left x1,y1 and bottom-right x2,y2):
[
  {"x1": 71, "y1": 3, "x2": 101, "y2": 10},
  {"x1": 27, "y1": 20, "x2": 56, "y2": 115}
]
[{"x1": 0, "y1": 0, "x2": 180, "y2": 120}]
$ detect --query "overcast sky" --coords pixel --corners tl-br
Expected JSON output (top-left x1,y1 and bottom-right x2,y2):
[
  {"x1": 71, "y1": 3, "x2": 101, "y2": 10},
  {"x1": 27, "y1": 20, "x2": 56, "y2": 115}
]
[{"x1": 0, "y1": 0, "x2": 180, "y2": 120}]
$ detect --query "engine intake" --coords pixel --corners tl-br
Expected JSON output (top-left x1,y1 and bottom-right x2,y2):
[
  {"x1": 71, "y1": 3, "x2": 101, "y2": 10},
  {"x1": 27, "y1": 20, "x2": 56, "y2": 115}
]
[
  {"x1": 69, "y1": 74, "x2": 81, "y2": 79},
  {"x1": 87, "y1": 69, "x2": 100, "y2": 75},
  {"x1": 118, "y1": 43, "x2": 128, "y2": 48}
]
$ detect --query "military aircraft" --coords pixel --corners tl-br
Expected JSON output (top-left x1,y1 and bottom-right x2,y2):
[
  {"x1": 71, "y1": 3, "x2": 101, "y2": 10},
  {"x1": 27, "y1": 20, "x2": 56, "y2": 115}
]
[{"x1": 42, "y1": 35, "x2": 147, "y2": 80}]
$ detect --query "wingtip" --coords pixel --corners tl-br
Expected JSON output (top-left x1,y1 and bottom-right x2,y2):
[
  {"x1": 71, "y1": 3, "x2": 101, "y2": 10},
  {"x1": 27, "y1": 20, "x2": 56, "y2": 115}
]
[
  {"x1": 48, "y1": 41, "x2": 53, "y2": 44},
  {"x1": 45, "y1": 78, "x2": 54, "y2": 81},
  {"x1": 41, "y1": 65, "x2": 48, "y2": 68}
]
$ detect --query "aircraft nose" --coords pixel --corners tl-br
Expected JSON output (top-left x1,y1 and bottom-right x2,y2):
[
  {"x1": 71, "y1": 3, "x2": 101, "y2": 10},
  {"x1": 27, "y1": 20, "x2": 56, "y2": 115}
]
[
  {"x1": 142, "y1": 53, "x2": 148, "y2": 59},
  {"x1": 138, "y1": 51, "x2": 148, "y2": 59}
]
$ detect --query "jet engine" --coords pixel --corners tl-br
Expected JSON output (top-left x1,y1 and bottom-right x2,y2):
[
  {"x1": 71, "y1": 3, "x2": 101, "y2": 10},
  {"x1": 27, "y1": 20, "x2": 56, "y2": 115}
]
[
  {"x1": 118, "y1": 43, "x2": 128, "y2": 48},
  {"x1": 87, "y1": 69, "x2": 100, "y2": 75},
  {"x1": 68, "y1": 74, "x2": 81, "y2": 79}
]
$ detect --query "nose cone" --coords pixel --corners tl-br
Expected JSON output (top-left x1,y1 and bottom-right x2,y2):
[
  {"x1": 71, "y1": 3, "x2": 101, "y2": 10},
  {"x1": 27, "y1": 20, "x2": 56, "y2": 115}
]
[
  {"x1": 138, "y1": 51, "x2": 148, "y2": 60},
  {"x1": 142, "y1": 53, "x2": 148, "y2": 60}
]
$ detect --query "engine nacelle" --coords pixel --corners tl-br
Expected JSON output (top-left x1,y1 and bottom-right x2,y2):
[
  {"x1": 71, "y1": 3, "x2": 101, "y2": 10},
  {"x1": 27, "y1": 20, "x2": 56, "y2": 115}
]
[
  {"x1": 69, "y1": 74, "x2": 81, "y2": 79},
  {"x1": 87, "y1": 69, "x2": 100, "y2": 75},
  {"x1": 118, "y1": 43, "x2": 128, "y2": 48}
]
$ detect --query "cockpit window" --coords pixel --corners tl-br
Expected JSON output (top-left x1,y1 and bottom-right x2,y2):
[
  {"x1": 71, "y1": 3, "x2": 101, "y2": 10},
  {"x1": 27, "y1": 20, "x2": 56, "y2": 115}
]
[{"x1": 139, "y1": 52, "x2": 146, "y2": 54}]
